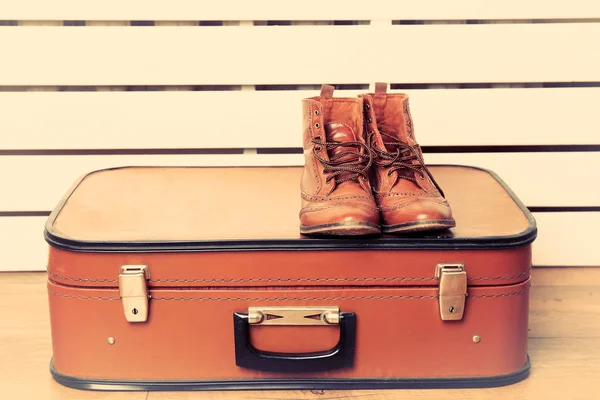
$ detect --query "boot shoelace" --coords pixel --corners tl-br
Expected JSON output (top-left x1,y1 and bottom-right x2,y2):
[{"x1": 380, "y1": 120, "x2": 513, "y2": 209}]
[
  {"x1": 311, "y1": 136, "x2": 373, "y2": 185},
  {"x1": 372, "y1": 131, "x2": 446, "y2": 197}
]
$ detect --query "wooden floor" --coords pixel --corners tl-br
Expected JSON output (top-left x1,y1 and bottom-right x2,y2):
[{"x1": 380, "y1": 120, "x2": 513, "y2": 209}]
[{"x1": 1, "y1": 269, "x2": 599, "y2": 400}]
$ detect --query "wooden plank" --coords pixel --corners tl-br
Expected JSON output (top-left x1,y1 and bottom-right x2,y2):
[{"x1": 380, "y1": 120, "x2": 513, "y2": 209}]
[
  {"x1": 532, "y1": 267, "x2": 600, "y2": 287},
  {"x1": 2, "y1": 88, "x2": 599, "y2": 150},
  {"x1": 2, "y1": 1, "x2": 600, "y2": 20},
  {"x1": 0, "y1": 276, "x2": 145, "y2": 397},
  {"x1": 0, "y1": 271, "x2": 599, "y2": 399},
  {"x1": 432, "y1": 152, "x2": 600, "y2": 208},
  {"x1": 1, "y1": 152, "x2": 598, "y2": 211},
  {"x1": 1, "y1": 211, "x2": 597, "y2": 271},
  {"x1": 529, "y1": 286, "x2": 600, "y2": 338},
  {"x1": 0, "y1": 154, "x2": 303, "y2": 212},
  {"x1": 0, "y1": 217, "x2": 48, "y2": 272},
  {"x1": 0, "y1": 271, "x2": 145, "y2": 399},
  {"x1": 532, "y1": 212, "x2": 599, "y2": 267},
  {"x1": 1, "y1": 24, "x2": 600, "y2": 85}
]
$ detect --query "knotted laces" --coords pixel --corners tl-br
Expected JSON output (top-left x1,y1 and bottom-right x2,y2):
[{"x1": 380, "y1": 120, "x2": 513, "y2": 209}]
[
  {"x1": 371, "y1": 131, "x2": 446, "y2": 197},
  {"x1": 311, "y1": 136, "x2": 373, "y2": 185}
]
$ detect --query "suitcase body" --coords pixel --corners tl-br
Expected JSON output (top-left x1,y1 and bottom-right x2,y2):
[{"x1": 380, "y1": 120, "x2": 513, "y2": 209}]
[{"x1": 45, "y1": 165, "x2": 536, "y2": 391}]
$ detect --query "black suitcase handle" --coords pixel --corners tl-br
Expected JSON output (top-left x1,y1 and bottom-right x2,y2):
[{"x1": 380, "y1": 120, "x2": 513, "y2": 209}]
[{"x1": 233, "y1": 312, "x2": 356, "y2": 373}]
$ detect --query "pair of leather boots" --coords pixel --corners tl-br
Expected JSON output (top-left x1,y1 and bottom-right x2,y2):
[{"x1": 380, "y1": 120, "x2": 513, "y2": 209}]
[{"x1": 299, "y1": 83, "x2": 455, "y2": 236}]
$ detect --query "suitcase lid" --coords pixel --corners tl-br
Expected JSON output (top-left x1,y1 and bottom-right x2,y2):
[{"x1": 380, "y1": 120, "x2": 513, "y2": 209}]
[
  {"x1": 46, "y1": 165, "x2": 536, "y2": 251},
  {"x1": 45, "y1": 165, "x2": 536, "y2": 288}
]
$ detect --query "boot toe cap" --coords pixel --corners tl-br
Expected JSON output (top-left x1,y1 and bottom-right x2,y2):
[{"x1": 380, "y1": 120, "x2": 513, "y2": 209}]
[
  {"x1": 300, "y1": 202, "x2": 380, "y2": 235},
  {"x1": 380, "y1": 198, "x2": 455, "y2": 233}
]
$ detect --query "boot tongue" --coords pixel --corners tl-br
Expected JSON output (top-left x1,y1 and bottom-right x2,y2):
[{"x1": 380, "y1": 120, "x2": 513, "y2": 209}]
[
  {"x1": 375, "y1": 97, "x2": 423, "y2": 190},
  {"x1": 374, "y1": 95, "x2": 414, "y2": 145},
  {"x1": 324, "y1": 122, "x2": 360, "y2": 182},
  {"x1": 374, "y1": 95, "x2": 420, "y2": 167}
]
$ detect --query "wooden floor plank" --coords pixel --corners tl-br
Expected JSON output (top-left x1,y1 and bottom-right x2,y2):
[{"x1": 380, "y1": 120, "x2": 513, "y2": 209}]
[
  {"x1": 532, "y1": 267, "x2": 600, "y2": 287},
  {"x1": 0, "y1": 272, "x2": 148, "y2": 399},
  {"x1": 529, "y1": 286, "x2": 600, "y2": 338},
  {"x1": 1, "y1": 271, "x2": 598, "y2": 399}
]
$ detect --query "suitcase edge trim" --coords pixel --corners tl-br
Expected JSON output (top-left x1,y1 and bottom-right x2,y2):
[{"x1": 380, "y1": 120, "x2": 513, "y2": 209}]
[{"x1": 49, "y1": 355, "x2": 530, "y2": 391}]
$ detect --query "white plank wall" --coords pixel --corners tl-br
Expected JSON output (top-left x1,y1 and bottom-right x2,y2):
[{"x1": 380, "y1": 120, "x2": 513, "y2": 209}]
[
  {"x1": 1, "y1": 88, "x2": 600, "y2": 149},
  {"x1": 0, "y1": 4, "x2": 598, "y2": 271},
  {"x1": 1, "y1": 153, "x2": 598, "y2": 211},
  {"x1": 2, "y1": 24, "x2": 600, "y2": 85},
  {"x1": 2, "y1": 1, "x2": 600, "y2": 20}
]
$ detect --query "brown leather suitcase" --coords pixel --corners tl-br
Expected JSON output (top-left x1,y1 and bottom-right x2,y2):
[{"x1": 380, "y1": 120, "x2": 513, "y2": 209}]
[{"x1": 45, "y1": 165, "x2": 536, "y2": 391}]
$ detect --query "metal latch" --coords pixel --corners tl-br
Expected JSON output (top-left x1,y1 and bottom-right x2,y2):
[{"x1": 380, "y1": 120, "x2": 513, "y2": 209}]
[
  {"x1": 247, "y1": 306, "x2": 340, "y2": 325},
  {"x1": 119, "y1": 265, "x2": 150, "y2": 323},
  {"x1": 435, "y1": 263, "x2": 467, "y2": 321}
]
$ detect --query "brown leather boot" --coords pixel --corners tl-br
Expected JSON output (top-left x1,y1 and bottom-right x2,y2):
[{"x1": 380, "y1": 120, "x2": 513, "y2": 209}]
[
  {"x1": 299, "y1": 85, "x2": 380, "y2": 236},
  {"x1": 360, "y1": 83, "x2": 455, "y2": 233}
]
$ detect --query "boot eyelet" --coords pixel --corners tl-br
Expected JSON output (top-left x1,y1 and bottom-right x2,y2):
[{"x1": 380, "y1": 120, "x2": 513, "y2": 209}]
[
  {"x1": 369, "y1": 130, "x2": 374, "y2": 134},
  {"x1": 315, "y1": 123, "x2": 320, "y2": 129},
  {"x1": 365, "y1": 104, "x2": 370, "y2": 110},
  {"x1": 419, "y1": 174, "x2": 425, "y2": 180},
  {"x1": 314, "y1": 110, "x2": 319, "y2": 116},
  {"x1": 367, "y1": 118, "x2": 372, "y2": 123}
]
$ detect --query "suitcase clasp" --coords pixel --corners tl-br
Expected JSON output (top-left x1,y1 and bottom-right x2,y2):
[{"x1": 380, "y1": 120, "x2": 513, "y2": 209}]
[
  {"x1": 119, "y1": 265, "x2": 150, "y2": 323},
  {"x1": 435, "y1": 263, "x2": 467, "y2": 321}
]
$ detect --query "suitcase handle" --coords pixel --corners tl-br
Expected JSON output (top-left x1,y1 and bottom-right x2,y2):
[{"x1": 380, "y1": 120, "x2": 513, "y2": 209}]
[{"x1": 233, "y1": 312, "x2": 356, "y2": 372}]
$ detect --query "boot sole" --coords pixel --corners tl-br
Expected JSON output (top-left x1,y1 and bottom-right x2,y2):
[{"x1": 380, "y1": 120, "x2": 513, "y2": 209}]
[
  {"x1": 300, "y1": 221, "x2": 381, "y2": 236},
  {"x1": 382, "y1": 219, "x2": 456, "y2": 234}
]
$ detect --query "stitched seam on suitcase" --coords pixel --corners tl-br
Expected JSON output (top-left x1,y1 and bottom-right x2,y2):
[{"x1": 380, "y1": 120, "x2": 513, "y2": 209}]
[
  {"x1": 45, "y1": 269, "x2": 531, "y2": 283},
  {"x1": 47, "y1": 290, "x2": 119, "y2": 300},
  {"x1": 47, "y1": 287, "x2": 529, "y2": 301},
  {"x1": 152, "y1": 295, "x2": 439, "y2": 300},
  {"x1": 151, "y1": 291, "x2": 529, "y2": 300},
  {"x1": 151, "y1": 286, "x2": 531, "y2": 300},
  {"x1": 47, "y1": 270, "x2": 118, "y2": 283},
  {"x1": 470, "y1": 286, "x2": 530, "y2": 298}
]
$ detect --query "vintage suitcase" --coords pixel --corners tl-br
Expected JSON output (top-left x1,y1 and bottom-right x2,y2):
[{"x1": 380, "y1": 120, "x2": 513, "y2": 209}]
[{"x1": 45, "y1": 165, "x2": 536, "y2": 391}]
